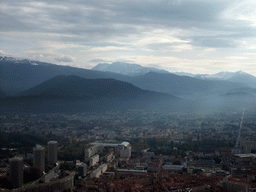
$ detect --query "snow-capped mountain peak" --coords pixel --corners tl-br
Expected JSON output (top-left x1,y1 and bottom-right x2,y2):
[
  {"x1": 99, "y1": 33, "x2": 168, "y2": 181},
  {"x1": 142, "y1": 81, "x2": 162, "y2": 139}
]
[
  {"x1": 92, "y1": 62, "x2": 170, "y2": 76},
  {"x1": 0, "y1": 56, "x2": 39, "y2": 65}
]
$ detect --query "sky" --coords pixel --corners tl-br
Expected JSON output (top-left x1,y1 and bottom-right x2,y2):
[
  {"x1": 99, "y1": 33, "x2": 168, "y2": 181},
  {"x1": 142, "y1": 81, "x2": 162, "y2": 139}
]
[{"x1": 1, "y1": 0, "x2": 256, "y2": 75}]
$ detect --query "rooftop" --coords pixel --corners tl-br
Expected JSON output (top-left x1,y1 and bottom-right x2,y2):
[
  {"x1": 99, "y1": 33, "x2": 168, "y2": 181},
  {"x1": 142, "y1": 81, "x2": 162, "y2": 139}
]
[
  {"x1": 233, "y1": 153, "x2": 256, "y2": 158},
  {"x1": 91, "y1": 141, "x2": 130, "y2": 147},
  {"x1": 48, "y1": 141, "x2": 58, "y2": 144}
]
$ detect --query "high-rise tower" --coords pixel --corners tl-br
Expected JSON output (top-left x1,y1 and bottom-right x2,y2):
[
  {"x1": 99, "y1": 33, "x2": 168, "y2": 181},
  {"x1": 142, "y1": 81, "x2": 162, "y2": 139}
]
[
  {"x1": 33, "y1": 145, "x2": 45, "y2": 172},
  {"x1": 47, "y1": 141, "x2": 58, "y2": 164},
  {"x1": 9, "y1": 157, "x2": 23, "y2": 189}
]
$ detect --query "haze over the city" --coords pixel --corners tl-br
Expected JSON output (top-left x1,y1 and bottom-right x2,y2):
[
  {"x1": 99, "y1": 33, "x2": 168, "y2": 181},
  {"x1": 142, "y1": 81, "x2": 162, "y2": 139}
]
[{"x1": 2, "y1": 0, "x2": 256, "y2": 75}]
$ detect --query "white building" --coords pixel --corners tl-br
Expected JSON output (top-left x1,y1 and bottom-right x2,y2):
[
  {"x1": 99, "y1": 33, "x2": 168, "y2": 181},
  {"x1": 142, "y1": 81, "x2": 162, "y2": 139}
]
[
  {"x1": 91, "y1": 141, "x2": 131, "y2": 158},
  {"x1": 98, "y1": 164, "x2": 107, "y2": 173},
  {"x1": 90, "y1": 154, "x2": 99, "y2": 167},
  {"x1": 90, "y1": 164, "x2": 107, "y2": 178},
  {"x1": 85, "y1": 145, "x2": 104, "y2": 161},
  {"x1": 162, "y1": 164, "x2": 183, "y2": 171},
  {"x1": 105, "y1": 153, "x2": 114, "y2": 162},
  {"x1": 90, "y1": 168, "x2": 101, "y2": 178}
]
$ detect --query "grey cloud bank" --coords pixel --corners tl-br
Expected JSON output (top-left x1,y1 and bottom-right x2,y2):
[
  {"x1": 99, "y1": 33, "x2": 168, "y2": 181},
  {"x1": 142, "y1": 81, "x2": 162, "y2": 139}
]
[
  {"x1": 1, "y1": 0, "x2": 256, "y2": 75},
  {"x1": 55, "y1": 56, "x2": 73, "y2": 63}
]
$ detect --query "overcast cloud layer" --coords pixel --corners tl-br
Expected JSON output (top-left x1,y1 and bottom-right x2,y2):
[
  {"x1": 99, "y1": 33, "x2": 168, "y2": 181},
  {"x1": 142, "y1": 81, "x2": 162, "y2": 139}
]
[{"x1": 1, "y1": 0, "x2": 256, "y2": 75}]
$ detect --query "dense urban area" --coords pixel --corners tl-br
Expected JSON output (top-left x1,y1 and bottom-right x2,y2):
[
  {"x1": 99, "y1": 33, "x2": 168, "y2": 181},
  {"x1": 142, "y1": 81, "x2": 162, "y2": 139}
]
[{"x1": 1, "y1": 109, "x2": 256, "y2": 191}]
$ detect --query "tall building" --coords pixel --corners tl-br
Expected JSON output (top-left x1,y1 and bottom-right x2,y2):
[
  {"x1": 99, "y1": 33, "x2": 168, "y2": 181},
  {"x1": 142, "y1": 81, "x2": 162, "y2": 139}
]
[
  {"x1": 90, "y1": 154, "x2": 99, "y2": 167},
  {"x1": 120, "y1": 147, "x2": 131, "y2": 159},
  {"x1": 76, "y1": 162, "x2": 87, "y2": 177},
  {"x1": 33, "y1": 145, "x2": 45, "y2": 172},
  {"x1": 9, "y1": 157, "x2": 23, "y2": 189},
  {"x1": 48, "y1": 141, "x2": 58, "y2": 164}
]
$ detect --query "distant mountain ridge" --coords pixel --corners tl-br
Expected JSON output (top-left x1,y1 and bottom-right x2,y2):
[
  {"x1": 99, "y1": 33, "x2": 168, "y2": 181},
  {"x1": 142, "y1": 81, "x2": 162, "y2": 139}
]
[
  {"x1": 195, "y1": 71, "x2": 256, "y2": 88},
  {"x1": 92, "y1": 62, "x2": 170, "y2": 76},
  {"x1": 173, "y1": 72, "x2": 197, "y2": 77},
  {"x1": 227, "y1": 71, "x2": 256, "y2": 88},
  {"x1": 127, "y1": 72, "x2": 246, "y2": 95},
  {"x1": 195, "y1": 71, "x2": 235, "y2": 80},
  {"x1": 0, "y1": 56, "x2": 249, "y2": 96}
]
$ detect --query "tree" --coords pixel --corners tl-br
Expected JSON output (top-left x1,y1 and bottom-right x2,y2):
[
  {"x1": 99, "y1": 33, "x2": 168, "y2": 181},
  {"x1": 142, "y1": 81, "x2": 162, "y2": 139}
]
[
  {"x1": 173, "y1": 160, "x2": 182, "y2": 165},
  {"x1": 23, "y1": 167, "x2": 43, "y2": 184}
]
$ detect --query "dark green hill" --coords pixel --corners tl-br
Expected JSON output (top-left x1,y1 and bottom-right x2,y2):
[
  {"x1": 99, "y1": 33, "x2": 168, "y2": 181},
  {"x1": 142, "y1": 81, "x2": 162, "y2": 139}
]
[
  {"x1": 1, "y1": 75, "x2": 181, "y2": 113},
  {"x1": 18, "y1": 75, "x2": 144, "y2": 98}
]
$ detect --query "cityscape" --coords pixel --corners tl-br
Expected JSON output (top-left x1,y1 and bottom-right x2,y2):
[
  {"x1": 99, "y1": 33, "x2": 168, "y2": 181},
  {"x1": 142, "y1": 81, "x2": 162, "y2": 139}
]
[
  {"x1": 1, "y1": 109, "x2": 256, "y2": 191},
  {"x1": 2, "y1": 0, "x2": 256, "y2": 191}
]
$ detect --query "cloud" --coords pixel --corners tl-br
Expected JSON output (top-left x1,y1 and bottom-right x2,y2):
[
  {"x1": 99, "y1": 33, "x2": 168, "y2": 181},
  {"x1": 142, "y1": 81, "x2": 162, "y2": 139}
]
[
  {"x1": 55, "y1": 56, "x2": 73, "y2": 62},
  {"x1": 1, "y1": 0, "x2": 256, "y2": 75},
  {"x1": 1, "y1": 1, "x2": 255, "y2": 46},
  {"x1": 0, "y1": 50, "x2": 7, "y2": 55},
  {"x1": 88, "y1": 46, "x2": 131, "y2": 52},
  {"x1": 191, "y1": 37, "x2": 238, "y2": 48},
  {"x1": 90, "y1": 59, "x2": 109, "y2": 63}
]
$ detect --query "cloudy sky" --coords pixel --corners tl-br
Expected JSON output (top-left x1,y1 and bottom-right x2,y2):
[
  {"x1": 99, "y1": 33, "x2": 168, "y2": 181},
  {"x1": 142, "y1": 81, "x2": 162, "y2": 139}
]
[{"x1": 1, "y1": 0, "x2": 256, "y2": 75}]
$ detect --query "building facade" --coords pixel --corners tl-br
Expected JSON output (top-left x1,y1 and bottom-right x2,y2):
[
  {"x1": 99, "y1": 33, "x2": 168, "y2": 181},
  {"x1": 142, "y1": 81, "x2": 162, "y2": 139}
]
[
  {"x1": 9, "y1": 157, "x2": 23, "y2": 189},
  {"x1": 47, "y1": 141, "x2": 58, "y2": 164},
  {"x1": 90, "y1": 154, "x2": 99, "y2": 167},
  {"x1": 76, "y1": 162, "x2": 87, "y2": 177},
  {"x1": 84, "y1": 145, "x2": 104, "y2": 161},
  {"x1": 33, "y1": 145, "x2": 45, "y2": 172}
]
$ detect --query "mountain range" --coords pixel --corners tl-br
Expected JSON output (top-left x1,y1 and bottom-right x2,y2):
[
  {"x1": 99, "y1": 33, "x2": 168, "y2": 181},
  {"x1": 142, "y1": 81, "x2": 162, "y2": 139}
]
[
  {"x1": 1, "y1": 56, "x2": 256, "y2": 113},
  {"x1": 195, "y1": 71, "x2": 256, "y2": 88},
  {"x1": 92, "y1": 61, "x2": 256, "y2": 89},
  {"x1": 92, "y1": 62, "x2": 169, "y2": 76},
  {"x1": 0, "y1": 56, "x2": 249, "y2": 96}
]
